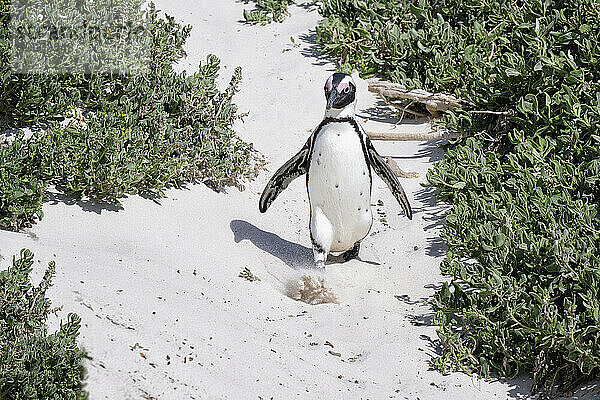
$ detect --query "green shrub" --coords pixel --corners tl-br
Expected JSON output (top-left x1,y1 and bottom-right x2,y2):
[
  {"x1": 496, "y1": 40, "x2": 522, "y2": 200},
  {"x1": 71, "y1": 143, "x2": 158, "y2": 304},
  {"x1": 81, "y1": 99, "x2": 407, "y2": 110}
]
[
  {"x1": 26, "y1": 54, "x2": 248, "y2": 203},
  {"x1": 0, "y1": 135, "x2": 45, "y2": 230},
  {"x1": 1, "y1": 1, "x2": 255, "y2": 229},
  {"x1": 0, "y1": 249, "x2": 88, "y2": 399},
  {"x1": 243, "y1": 0, "x2": 294, "y2": 24},
  {"x1": 316, "y1": 0, "x2": 600, "y2": 396},
  {"x1": 428, "y1": 135, "x2": 600, "y2": 395}
]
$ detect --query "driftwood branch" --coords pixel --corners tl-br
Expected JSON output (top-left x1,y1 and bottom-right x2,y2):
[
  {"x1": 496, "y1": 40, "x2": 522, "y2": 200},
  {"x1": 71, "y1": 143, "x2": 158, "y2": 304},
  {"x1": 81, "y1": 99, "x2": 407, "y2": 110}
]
[
  {"x1": 365, "y1": 80, "x2": 514, "y2": 140},
  {"x1": 369, "y1": 80, "x2": 515, "y2": 117},
  {"x1": 367, "y1": 80, "x2": 465, "y2": 140},
  {"x1": 366, "y1": 128, "x2": 458, "y2": 141},
  {"x1": 368, "y1": 81, "x2": 473, "y2": 113}
]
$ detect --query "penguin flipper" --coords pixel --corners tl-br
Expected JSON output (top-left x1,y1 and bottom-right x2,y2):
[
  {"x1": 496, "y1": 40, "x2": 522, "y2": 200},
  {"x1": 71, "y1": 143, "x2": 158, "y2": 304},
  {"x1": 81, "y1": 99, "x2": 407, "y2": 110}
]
[
  {"x1": 259, "y1": 138, "x2": 312, "y2": 213},
  {"x1": 365, "y1": 137, "x2": 413, "y2": 220}
]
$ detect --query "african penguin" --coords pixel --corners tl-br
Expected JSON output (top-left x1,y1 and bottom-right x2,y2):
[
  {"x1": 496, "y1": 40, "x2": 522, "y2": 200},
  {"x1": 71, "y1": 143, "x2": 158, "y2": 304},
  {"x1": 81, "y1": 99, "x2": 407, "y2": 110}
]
[{"x1": 259, "y1": 72, "x2": 412, "y2": 268}]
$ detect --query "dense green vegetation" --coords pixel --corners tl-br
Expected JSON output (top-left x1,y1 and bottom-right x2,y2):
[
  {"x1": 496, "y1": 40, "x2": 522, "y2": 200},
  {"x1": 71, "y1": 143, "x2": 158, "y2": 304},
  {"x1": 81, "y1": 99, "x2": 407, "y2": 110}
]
[
  {"x1": 315, "y1": 0, "x2": 600, "y2": 396},
  {"x1": 0, "y1": 249, "x2": 88, "y2": 399},
  {"x1": 1, "y1": 1, "x2": 255, "y2": 230},
  {"x1": 243, "y1": 0, "x2": 295, "y2": 24}
]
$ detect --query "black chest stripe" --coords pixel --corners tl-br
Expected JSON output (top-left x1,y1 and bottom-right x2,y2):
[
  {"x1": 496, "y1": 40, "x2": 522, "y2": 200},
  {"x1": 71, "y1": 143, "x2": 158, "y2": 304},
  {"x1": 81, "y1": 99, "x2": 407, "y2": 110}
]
[
  {"x1": 311, "y1": 117, "x2": 373, "y2": 184},
  {"x1": 317, "y1": 117, "x2": 412, "y2": 219}
]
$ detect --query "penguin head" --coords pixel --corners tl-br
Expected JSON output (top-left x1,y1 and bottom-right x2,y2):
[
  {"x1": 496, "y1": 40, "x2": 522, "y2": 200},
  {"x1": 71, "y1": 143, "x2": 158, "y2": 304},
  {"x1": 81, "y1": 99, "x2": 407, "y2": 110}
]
[{"x1": 324, "y1": 72, "x2": 356, "y2": 118}]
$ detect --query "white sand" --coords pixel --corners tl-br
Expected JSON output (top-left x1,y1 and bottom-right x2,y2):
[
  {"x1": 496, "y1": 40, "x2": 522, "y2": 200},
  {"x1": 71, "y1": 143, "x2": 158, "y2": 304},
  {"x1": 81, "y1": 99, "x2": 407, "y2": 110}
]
[{"x1": 2, "y1": 1, "x2": 576, "y2": 399}]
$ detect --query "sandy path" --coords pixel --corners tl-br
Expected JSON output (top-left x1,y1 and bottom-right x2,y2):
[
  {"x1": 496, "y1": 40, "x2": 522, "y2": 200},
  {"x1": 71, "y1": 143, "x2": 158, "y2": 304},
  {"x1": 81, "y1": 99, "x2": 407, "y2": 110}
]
[{"x1": 0, "y1": 1, "x2": 539, "y2": 399}]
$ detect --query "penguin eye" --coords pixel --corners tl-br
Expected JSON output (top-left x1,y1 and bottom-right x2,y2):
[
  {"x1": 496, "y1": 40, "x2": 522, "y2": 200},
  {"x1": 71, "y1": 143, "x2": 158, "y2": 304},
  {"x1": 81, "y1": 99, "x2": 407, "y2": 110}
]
[{"x1": 343, "y1": 87, "x2": 350, "y2": 94}]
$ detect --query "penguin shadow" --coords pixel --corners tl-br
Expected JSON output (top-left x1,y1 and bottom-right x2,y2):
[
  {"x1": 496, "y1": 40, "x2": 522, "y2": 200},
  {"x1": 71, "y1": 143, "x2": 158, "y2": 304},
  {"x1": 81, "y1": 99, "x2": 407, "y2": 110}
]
[
  {"x1": 230, "y1": 220, "x2": 380, "y2": 269},
  {"x1": 231, "y1": 219, "x2": 313, "y2": 269}
]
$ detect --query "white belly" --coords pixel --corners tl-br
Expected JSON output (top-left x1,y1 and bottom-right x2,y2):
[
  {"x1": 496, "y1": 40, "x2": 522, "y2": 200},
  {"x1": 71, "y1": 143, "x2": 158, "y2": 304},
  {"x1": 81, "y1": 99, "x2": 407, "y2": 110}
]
[{"x1": 307, "y1": 122, "x2": 372, "y2": 252}]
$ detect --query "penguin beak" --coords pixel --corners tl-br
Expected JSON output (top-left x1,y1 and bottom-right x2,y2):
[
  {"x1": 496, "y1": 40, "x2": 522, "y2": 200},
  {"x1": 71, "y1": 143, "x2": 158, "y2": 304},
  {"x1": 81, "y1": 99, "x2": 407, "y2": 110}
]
[{"x1": 326, "y1": 88, "x2": 339, "y2": 110}]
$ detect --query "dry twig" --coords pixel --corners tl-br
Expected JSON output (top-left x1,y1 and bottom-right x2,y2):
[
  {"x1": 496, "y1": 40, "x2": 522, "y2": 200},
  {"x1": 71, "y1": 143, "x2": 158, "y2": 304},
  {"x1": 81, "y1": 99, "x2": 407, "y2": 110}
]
[
  {"x1": 366, "y1": 128, "x2": 458, "y2": 141},
  {"x1": 385, "y1": 157, "x2": 419, "y2": 178}
]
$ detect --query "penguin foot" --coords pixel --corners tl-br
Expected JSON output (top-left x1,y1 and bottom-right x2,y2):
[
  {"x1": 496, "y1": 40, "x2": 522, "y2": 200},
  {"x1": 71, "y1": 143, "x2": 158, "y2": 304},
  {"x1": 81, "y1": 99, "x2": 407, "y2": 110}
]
[{"x1": 342, "y1": 242, "x2": 361, "y2": 262}]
